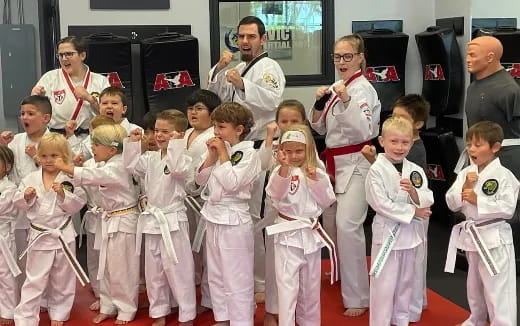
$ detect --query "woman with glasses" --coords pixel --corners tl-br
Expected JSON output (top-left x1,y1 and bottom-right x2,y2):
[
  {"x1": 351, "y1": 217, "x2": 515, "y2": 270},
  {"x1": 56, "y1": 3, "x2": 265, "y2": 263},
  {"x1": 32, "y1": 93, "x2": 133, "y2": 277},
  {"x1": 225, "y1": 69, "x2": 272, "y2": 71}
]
[
  {"x1": 310, "y1": 34, "x2": 381, "y2": 318},
  {"x1": 31, "y1": 36, "x2": 110, "y2": 139}
]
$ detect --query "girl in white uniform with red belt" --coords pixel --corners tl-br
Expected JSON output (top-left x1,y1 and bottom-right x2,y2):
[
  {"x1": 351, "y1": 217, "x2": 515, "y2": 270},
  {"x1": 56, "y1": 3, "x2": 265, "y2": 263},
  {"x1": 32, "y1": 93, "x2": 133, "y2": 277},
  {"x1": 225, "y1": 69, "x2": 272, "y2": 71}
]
[{"x1": 310, "y1": 34, "x2": 381, "y2": 317}]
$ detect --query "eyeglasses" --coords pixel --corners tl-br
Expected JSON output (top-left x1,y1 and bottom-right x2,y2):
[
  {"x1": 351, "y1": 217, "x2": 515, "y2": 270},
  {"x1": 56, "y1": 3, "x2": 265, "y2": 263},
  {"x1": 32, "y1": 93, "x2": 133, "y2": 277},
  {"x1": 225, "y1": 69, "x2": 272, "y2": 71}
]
[
  {"x1": 56, "y1": 51, "x2": 78, "y2": 59},
  {"x1": 331, "y1": 53, "x2": 360, "y2": 63}
]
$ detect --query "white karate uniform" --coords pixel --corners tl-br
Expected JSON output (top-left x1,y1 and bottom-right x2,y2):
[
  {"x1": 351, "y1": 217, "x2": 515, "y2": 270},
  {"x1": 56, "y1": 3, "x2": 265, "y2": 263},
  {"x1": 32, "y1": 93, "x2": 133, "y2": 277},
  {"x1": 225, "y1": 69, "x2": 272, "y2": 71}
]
[
  {"x1": 195, "y1": 140, "x2": 261, "y2": 325},
  {"x1": 184, "y1": 126, "x2": 214, "y2": 309},
  {"x1": 310, "y1": 72, "x2": 381, "y2": 309},
  {"x1": 35, "y1": 66, "x2": 110, "y2": 130},
  {"x1": 7, "y1": 130, "x2": 51, "y2": 282},
  {"x1": 13, "y1": 170, "x2": 86, "y2": 326},
  {"x1": 266, "y1": 166, "x2": 335, "y2": 326},
  {"x1": 123, "y1": 138, "x2": 196, "y2": 322},
  {"x1": 207, "y1": 55, "x2": 285, "y2": 141},
  {"x1": 0, "y1": 176, "x2": 19, "y2": 320},
  {"x1": 365, "y1": 155, "x2": 433, "y2": 326},
  {"x1": 80, "y1": 158, "x2": 103, "y2": 298},
  {"x1": 73, "y1": 154, "x2": 140, "y2": 322},
  {"x1": 445, "y1": 158, "x2": 518, "y2": 326}
]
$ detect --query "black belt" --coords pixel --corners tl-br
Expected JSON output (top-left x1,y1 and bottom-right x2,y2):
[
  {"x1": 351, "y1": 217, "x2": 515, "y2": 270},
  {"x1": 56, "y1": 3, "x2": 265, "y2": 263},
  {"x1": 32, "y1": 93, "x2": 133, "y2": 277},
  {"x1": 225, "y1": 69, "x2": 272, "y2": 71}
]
[{"x1": 50, "y1": 127, "x2": 89, "y2": 136}]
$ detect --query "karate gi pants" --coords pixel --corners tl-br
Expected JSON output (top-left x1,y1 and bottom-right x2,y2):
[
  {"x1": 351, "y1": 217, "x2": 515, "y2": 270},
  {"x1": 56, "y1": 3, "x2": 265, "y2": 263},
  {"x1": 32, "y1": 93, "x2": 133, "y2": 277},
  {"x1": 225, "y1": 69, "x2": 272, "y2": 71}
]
[
  {"x1": 0, "y1": 235, "x2": 18, "y2": 319},
  {"x1": 86, "y1": 231, "x2": 100, "y2": 298}
]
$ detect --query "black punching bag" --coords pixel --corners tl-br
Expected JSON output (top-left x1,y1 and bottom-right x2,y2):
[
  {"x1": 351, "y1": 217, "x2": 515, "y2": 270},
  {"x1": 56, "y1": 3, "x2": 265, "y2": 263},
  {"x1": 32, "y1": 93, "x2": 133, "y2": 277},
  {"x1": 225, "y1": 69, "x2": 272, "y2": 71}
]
[
  {"x1": 415, "y1": 27, "x2": 464, "y2": 116},
  {"x1": 83, "y1": 33, "x2": 133, "y2": 107},
  {"x1": 359, "y1": 29, "x2": 408, "y2": 114},
  {"x1": 474, "y1": 27, "x2": 520, "y2": 85},
  {"x1": 141, "y1": 32, "x2": 200, "y2": 113}
]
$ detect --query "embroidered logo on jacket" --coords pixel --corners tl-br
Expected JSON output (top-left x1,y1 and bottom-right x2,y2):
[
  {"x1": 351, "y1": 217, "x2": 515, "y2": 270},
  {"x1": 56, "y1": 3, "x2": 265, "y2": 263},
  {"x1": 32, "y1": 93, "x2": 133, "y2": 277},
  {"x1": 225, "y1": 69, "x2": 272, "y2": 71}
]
[
  {"x1": 410, "y1": 171, "x2": 423, "y2": 188},
  {"x1": 164, "y1": 165, "x2": 171, "y2": 175},
  {"x1": 289, "y1": 175, "x2": 299, "y2": 194},
  {"x1": 53, "y1": 90, "x2": 66, "y2": 105},
  {"x1": 231, "y1": 151, "x2": 243, "y2": 166},
  {"x1": 482, "y1": 179, "x2": 499, "y2": 196},
  {"x1": 61, "y1": 181, "x2": 74, "y2": 193}
]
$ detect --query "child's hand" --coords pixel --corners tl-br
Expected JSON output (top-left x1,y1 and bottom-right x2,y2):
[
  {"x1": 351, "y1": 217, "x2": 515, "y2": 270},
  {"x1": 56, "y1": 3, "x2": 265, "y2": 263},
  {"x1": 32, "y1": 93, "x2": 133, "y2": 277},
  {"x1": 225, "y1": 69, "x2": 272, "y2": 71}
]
[
  {"x1": 170, "y1": 130, "x2": 184, "y2": 140},
  {"x1": 400, "y1": 179, "x2": 415, "y2": 193},
  {"x1": 65, "y1": 120, "x2": 77, "y2": 139},
  {"x1": 414, "y1": 207, "x2": 432, "y2": 219},
  {"x1": 54, "y1": 157, "x2": 67, "y2": 171},
  {"x1": 361, "y1": 145, "x2": 376, "y2": 164},
  {"x1": 52, "y1": 182, "x2": 65, "y2": 198},
  {"x1": 306, "y1": 166, "x2": 318, "y2": 181},
  {"x1": 462, "y1": 189, "x2": 477, "y2": 204},
  {"x1": 24, "y1": 187, "x2": 37, "y2": 201},
  {"x1": 276, "y1": 149, "x2": 289, "y2": 167},
  {"x1": 73, "y1": 154, "x2": 84, "y2": 167},
  {"x1": 0, "y1": 131, "x2": 14, "y2": 145},
  {"x1": 208, "y1": 137, "x2": 226, "y2": 153},
  {"x1": 25, "y1": 144, "x2": 37, "y2": 159},
  {"x1": 31, "y1": 85, "x2": 45, "y2": 96},
  {"x1": 266, "y1": 122, "x2": 278, "y2": 138},
  {"x1": 463, "y1": 172, "x2": 478, "y2": 189},
  {"x1": 129, "y1": 128, "x2": 142, "y2": 142}
]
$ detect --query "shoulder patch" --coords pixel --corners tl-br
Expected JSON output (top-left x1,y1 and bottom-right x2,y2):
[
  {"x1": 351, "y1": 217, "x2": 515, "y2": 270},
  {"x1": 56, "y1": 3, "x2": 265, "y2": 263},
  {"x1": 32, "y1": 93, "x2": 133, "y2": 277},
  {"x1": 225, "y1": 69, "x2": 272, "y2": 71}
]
[
  {"x1": 230, "y1": 151, "x2": 243, "y2": 166},
  {"x1": 61, "y1": 181, "x2": 74, "y2": 193},
  {"x1": 263, "y1": 73, "x2": 279, "y2": 89},
  {"x1": 289, "y1": 175, "x2": 300, "y2": 194},
  {"x1": 482, "y1": 179, "x2": 499, "y2": 196},
  {"x1": 410, "y1": 171, "x2": 423, "y2": 188},
  {"x1": 164, "y1": 165, "x2": 171, "y2": 175}
]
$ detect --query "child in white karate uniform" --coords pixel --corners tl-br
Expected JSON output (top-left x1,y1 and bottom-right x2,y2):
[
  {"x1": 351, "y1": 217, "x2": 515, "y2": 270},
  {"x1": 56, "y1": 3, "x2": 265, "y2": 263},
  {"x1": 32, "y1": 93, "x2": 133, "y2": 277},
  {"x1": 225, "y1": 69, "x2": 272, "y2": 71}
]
[
  {"x1": 13, "y1": 133, "x2": 87, "y2": 326},
  {"x1": 365, "y1": 117, "x2": 433, "y2": 326},
  {"x1": 445, "y1": 121, "x2": 518, "y2": 326},
  {"x1": 266, "y1": 125, "x2": 336, "y2": 326},
  {"x1": 124, "y1": 109, "x2": 196, "y2": 326},
  {"x1": 54, "y1": 124, "x2": 140, "y2": 324},
  {"x1": 0, "y1": 146, "x2": 20, "y2": 325},
  {"x1": 195, "y1": 102, "x2": 261, "y2": 326}
]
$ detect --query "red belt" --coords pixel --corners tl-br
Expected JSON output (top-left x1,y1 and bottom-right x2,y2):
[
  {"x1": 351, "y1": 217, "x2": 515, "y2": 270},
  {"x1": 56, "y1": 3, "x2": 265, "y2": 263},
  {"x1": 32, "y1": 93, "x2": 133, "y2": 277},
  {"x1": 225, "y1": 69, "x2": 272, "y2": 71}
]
[
  {"x1": 279, "y1": 213, "x2": 339, "y2": 284},
  {"x1": 321, "y1": 140, "x2": 371, "y2": 183}
]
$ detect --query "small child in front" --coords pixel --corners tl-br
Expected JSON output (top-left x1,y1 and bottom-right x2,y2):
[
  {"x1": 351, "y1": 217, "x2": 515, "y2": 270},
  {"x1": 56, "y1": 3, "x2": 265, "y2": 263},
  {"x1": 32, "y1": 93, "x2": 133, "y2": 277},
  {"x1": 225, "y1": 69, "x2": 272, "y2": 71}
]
[
  {"x1": 195, "y1": 102, "x2": 260, "y2": 326},
  {"x1": 445, "y1": 121, "x2": 518, "y2": 326},
  {"x1": 13, "y1": 133, "x2": 87, "y2": 326},
  {"x1": 365, "y1": 116, "x2": 433, "y2": 326},
  {"x1": 124, "y1": 109, "x2": 196, "y2": 326},
  {"x1": 265, "y1": 124, "x2": 336, "y2": 326}
]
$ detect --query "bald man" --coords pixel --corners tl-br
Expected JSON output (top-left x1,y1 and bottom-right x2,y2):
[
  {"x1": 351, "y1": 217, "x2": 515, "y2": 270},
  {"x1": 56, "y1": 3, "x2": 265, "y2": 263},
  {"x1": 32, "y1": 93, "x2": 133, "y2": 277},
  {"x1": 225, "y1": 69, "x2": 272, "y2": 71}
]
[{"x1": 458, "y1": 35, "x2": 518, "y2": 326}]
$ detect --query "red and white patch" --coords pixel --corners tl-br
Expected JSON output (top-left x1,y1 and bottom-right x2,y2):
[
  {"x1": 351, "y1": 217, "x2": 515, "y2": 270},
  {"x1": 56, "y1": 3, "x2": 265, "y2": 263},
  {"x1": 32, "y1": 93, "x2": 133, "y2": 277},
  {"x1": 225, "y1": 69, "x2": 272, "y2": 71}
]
[
  {"x1": 53, "y1": 89, "x2": 66, "y2": 104},
  {"x1": 289, "y1": 175, "x2": 300, "y2": 194}
]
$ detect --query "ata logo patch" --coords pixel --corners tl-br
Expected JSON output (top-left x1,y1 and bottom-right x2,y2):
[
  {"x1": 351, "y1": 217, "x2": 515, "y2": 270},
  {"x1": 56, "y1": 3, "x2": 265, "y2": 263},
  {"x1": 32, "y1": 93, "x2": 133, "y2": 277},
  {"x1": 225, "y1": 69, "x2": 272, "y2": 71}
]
[
  {"x1": 482, "y1": 179, "x2": 499, "y2": 196},
  {"x1": 61, "y1": 181, "x2": 74, "y2": 193},
  {"x1": 230, "y1": 151, "x2": 243, "y2": 166},
  {"x1": 410, "y1": 171, "x2": 423, "y2": 188}
]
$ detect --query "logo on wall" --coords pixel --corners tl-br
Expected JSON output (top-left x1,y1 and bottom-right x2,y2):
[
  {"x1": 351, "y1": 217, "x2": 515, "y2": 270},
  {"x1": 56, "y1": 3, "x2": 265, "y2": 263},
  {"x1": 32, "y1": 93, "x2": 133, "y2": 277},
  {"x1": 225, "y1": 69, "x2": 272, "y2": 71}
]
[
  {"x1": 424, "y1": 64, "x2": 445, "y2": 81},
  {"x1": 153, "y1": 71, "x2": 195, "y2": 91},
  {"x1": 224, "y1": 29, "x2": 239, "y2": 53},
  {"x1": 101, "y1": 72, "x2": 124, "y2": 88},
  {"x1": 222, "y1": 27, "x2": 293, "y2": 59},
  {"x1": 365, "y1": 66, "x2": 400, "y2": 83},
  {"x1": 504, "y1": 63, "x2": 520, "y2": 79},
  {"x1": 425, "y1": 164, "x2": 446, "y2": 181}
]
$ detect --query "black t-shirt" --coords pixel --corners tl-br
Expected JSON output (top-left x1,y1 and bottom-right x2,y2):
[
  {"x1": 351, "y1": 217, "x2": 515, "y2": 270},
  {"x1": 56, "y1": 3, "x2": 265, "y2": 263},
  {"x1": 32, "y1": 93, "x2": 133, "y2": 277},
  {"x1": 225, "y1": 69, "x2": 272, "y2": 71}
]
[{"x1": 407, "y1": 138, "x2": 427, "y2": 170}]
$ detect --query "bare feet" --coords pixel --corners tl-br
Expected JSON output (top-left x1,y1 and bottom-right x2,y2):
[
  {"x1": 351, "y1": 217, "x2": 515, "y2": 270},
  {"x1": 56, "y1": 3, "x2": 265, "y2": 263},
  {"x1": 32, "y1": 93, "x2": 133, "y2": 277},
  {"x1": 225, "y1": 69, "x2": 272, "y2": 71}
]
[
  {"x1": 115, "y1": 319, "x2": 129, "y2": 325},
  {"x1": 197, "y1": 304, "x2": 210, "y2": 314},
  {"x1": 89, "y1": 299, "x2": 100, "y2": 311},
  {"x1": 152, "y1": 317, "x2": 166, "y2": 326},
  {"x1": 50, "y1": 320, "x2": 64, "y2": 326},
  {"x1": 92, "y1": 313, "x2": 115, "y2": 324},
  {"x1": 255, "y1": 292, "x2": 265, "y2": 303},
  {"x1": 263, "y1": 312, "x2": 278, "y2": 326},
  {"x1": 179, "y1": 321, "x2": 193, "y2": 326},
  {"x1": 343, "y1": 308, "x2": 368, "y2": 317},
  {"x1": 0, "y1": 318, "x2": 14, "y2": 325}
]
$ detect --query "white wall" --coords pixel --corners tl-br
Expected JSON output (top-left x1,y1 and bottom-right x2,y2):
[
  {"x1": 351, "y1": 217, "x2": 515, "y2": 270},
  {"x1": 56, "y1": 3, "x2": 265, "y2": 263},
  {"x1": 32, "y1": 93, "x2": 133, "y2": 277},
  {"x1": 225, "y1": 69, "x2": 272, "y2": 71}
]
[{"x1": 472, "y1": 0, "x2": 520, "y2": 20}]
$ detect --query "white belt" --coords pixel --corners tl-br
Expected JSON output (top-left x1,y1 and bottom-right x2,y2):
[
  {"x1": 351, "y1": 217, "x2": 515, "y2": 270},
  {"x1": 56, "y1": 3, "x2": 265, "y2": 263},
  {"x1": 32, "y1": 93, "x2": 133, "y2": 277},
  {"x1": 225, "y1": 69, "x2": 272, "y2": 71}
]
[
  {"x1": 369, "y1": 223, "x2": 401, "y2": 277},
  {"x1": 444, "y1": 219, "x2": 505, "y2": 276},
  {"x1": 0, "y1": 233, "x2": 21, "y2": 277},
  {"x1": 136, "y1": 204, "x2": 180, "y2": 265},
  {"x1": 455, "y1": 138, "x2": 520, "y2": 173},
  {"x1": 97, "y1": 205, "x2": 137, "y2": 280},
  {"x1": 186, "y1": 196, "x2": 206, "y2": 253},
  {"x1": 21, "y1": 217, "x2": 89, "y2": 286},
  {"x1": 79, "y1": 205, "x2": 103, "y2": 248},
  {"x1": 266, "y1": 214, "x2": 338, "y2": 285}
]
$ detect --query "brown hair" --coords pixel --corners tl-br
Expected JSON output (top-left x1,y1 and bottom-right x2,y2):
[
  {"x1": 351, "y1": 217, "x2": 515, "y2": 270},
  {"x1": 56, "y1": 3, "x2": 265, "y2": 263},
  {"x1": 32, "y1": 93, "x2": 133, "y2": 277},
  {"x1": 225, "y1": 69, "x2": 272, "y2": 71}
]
[
  {"x1": 57, "y1": 36, "x2": 88, "y2": 55},
  {"x1": 211, "y1": 102, "x2": 254, "y2": 140},
  {"x1": 393, "y1": 94, "x2": 430, "y2": 123},
  {"x1": 335, "y1": 34, "x2": 366, "y2": 72},
  {"x1": 156, "y1": 109, "x2": 189, "y2": 132},
  {"x1": 90, "y1": 115, "x2": 116, "y2": 130},
  {"x1": 275, "y1": 99, "x2": 307, "y2": 124},
  {"x1": 100, "y1": 86, "x2": 128, "y2": 107},
  {"x1": 466, "y1": 121, "x2": 504, "y2": 147},
  {"x1": 0, "y1": 145, "x2": 14, "y2": 175},
  {"x1": 21, "y1": 95, "x2": 52, "y2": 115},
  {"x1": 279, "y1": 124, "x2": 318, "y2": 170}
]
